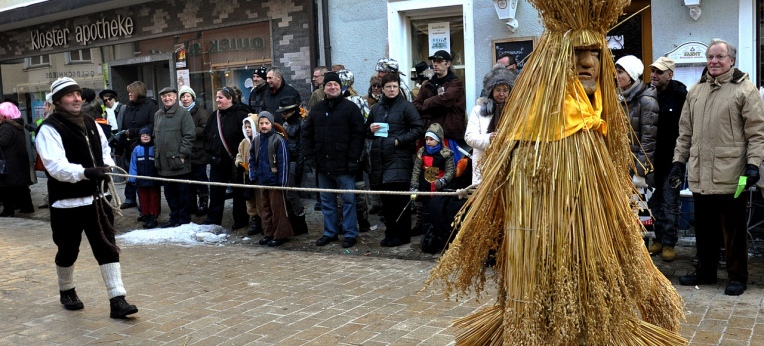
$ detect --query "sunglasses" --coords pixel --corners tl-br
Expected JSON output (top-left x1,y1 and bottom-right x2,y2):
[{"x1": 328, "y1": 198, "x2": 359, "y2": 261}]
[
  {"x1": 372, "y1": 84, "x2": 381, "y2": 88},
  {"x1": 103, "y1": 97, "x2": 113, "y2": 101}
]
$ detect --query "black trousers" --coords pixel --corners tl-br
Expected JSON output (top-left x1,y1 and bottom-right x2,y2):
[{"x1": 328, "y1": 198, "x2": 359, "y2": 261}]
[
  {"x1": 379, "y1": 182, "x2": 411, "y2": 242},
  {"x1": 693, "y1": 193, "x2": 748, "y2": 282},
  {"x1": 163, "y1": 172, "x2": 194, "y2": 224},
  {"x1": 207, "y1": 162, "x2": 247, "y2": 225},
  {"x1": 51, "y1": 200, "x2": 118, "y2": 267}
]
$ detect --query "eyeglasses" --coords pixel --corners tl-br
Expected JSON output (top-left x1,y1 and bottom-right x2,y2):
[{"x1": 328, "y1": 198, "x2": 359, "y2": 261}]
[
  {"x1": 371, "y1": 84, "x2": 381, "y2": 88},
  {"x1": 707, "y1": 54, "x2": 729, "y2": 61},
  {"x1": 103, "y1": 97, "x2": 113, "y2": 101}
]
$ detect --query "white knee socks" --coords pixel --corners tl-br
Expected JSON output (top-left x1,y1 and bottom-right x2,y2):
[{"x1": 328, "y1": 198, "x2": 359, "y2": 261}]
[
  {"x1": 56, "y1": 265, "x2": 75, "y2": 291},
  {"x1": 100, "y1": 262, "x2": 127, "y2": 299}
]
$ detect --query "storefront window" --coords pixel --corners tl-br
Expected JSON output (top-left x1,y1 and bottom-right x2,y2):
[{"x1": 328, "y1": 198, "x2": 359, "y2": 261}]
[{"x1": 410, "y1": 15, "x2": 465, "y2": 81}]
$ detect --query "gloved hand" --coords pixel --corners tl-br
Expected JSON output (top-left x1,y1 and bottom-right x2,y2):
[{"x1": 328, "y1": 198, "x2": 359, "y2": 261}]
[
  {"x1": 84, "y1": 166, "x2": 111, "y2": 182},
  {"x1": 667, "y1": 162, "x2": 685, "y2": 188},
  {"x1": 435, "y1": 178, "x2": 446, "y2": 190},
  {"x1": 744, "y1": 164, "x2": 760, "y2": 189},
  {"x1": 632, "y1": 175, "x2": 647, "y2": 188}
]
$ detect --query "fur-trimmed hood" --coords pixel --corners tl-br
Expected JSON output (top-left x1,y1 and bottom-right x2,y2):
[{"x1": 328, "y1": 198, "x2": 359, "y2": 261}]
[{"x1": 482, "y1": 64, "x2": 517, "y2": 97}]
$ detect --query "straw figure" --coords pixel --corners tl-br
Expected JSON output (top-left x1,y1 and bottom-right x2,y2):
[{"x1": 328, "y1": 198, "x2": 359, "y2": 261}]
[{"x1": 424, "y1": 0, "x2": 686, "y2": 345}]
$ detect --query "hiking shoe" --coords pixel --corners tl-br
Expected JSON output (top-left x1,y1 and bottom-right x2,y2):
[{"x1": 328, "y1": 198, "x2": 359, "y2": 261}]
[
  {"x1": 647, "y1": 241, "x2": 662, "y2": 255},
  {"x1": 60, "y1": 288, "x2": 84, "y2": 310},
  {"x1": 109, "y1": 296, "x2": 138, "y2": 319},
  {"x1": 661, "y1": 246, "x2": 677, "y2": 262},
  {"x1": 724, "y1": 281, "x2": 747, "y2": 296},
  {"x1": 341, "y1": 237, "x2": 357, "y2": 248},
  {"x1": 315, "y1": 235, "x2": 338, "y2": 246}
]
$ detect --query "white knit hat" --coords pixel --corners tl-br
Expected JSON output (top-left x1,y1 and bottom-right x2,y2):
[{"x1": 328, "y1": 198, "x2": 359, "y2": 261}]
[
  {"x1": 50, "y1": 77, "x2": 82, "y2": 103},
  {"x1": 615, "y1": 55, "x2": 644, "y2": 83},
  {"x1": 179, "y1": 85, "x2": 196, "y2": 99}
]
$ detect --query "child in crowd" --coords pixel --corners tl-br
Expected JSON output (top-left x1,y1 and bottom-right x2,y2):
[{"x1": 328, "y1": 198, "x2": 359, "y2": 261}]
[
  {"x1": 249, "y1": 111, "x2": 293, "y2": 246},
  {"x1": 410, "y1": 123, "x2": 455, "y2": 234},
  {"x1": 129, "y1": 127, "x2": 160, "y2": 228},
  {"x1": 235, "y1": 114, "x2": 263, "y2": 236}
]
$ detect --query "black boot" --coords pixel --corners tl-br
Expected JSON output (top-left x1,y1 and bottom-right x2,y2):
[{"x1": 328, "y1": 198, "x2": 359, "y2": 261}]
[
  {"x1": 60, "y1": 288, "x2": 84, "y2": 310},
  {"x1": 144, "y1": 215, "x2": 158, "y2": 229},
  {"x1": 109, "y1": 296, "x2": 138, "y2": 319},
  {"x1": 247, "y1": 216, "x2": 263, "y2": 236},
  {"x1": 291, "y1": 214, "x2": 309, "y2": 235},
  {"x1": 196, "y1": 192, "x2": 209, "y2": 217}
]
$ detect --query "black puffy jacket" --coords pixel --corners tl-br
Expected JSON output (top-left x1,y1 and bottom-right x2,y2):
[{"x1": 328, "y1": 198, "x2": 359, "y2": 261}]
[
  {"x1": 366, "y1": 93, "x2": 424, "y2": 186},
  {"x1": 121, "y1": 97, "x2": 158, "y2": 141},
  {"x1": 302, "y1": 97, "x2": 365, "y2": 175}
]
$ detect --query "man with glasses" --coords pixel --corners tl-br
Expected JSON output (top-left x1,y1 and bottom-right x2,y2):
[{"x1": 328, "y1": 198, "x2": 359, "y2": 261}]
[
  {"x1": 670, "y1": 38, "x2": 764, "y2": 296},
  {"x1": 644, "y1": 57, "x2": 687, "y2": 263},
  {"x1": 307, "y1": 66, "x2": 329, "y2": 111}
]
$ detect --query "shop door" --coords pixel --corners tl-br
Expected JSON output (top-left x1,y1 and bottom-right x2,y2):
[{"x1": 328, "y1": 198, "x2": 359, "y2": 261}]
[{"x1": 109, "y1": 54, "x2": 173, "y2": 104}]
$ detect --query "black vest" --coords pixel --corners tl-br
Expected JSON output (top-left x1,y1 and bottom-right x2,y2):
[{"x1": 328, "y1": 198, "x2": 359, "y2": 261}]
[{"x1": 43, "y1": 113, "x2": 105, "y2": 204}]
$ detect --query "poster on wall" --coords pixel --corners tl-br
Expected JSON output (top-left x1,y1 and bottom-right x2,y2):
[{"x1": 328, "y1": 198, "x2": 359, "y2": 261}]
[
  {"x1": 428, "y1": 22, "x2": 450, "y2": 56},
  {"x1": 177, "y1": 69, "x2": 190, "y2": 88},
  {"x1": 32, "y1": 100, "x2": 45, "y2": 122},
  {"x1": 175, "y1": 44, "x2": 186, "y2": 69}
]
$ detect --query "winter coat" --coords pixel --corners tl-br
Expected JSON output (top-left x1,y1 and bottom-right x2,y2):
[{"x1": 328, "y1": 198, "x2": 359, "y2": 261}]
[
  {"x1": 283, "y1": 113, "x2": 303, "y2": 164},
  {"x1": 674, "y1": 67, "x2": 764, "y2": 195},
  {"x1": 153, "y1": 103, "x2": 195, "y2": 176},
  {"x1": 248, "y1": 84, "x2": 268, "y2": 114},
  {"x1": 188, "y1": 103, "x2": 210, "y2": 165},
  {"x1": 204, "y1": 103, "x2": 249, "y2": 166},
  {"x1": 263, "y1": 83, "x2": 302, "y2": 124},
  {"x1": 413, "y1": 70, "x2": 467, "y2": 143},
  {"x1": 0, "y1": 118, "x2": 32, "y2": 187},
  {"x1": 249, "y1": 129, "x2": 289, "y2": 187},
  {"x1": 411, "y1": 144, "x2": 455, "y2": 192},
  {"x1": 653, "y1": 80, "x2": 687, "y2": 181},
  {"x1": 121, "y1": 97, "x2": 158, "y2": 142},
  {"x1": 366, "y1": 93, "x2": 424, "y2": 186},
  {"x1": 622, "y1": 80, "x2": 659, "y2": 177},
  {"x1": 303, "y1": 96, "x2": 365, "y2": 176},
  {"x1": 128, "y1": 143, "x2": 160, "y2": 187},
  {"x1": 465, "y1": 97, "x2": 500, "y2": 184},
  {"x1": 236, "y1": 115, "x2": 257, "y2": 185}
]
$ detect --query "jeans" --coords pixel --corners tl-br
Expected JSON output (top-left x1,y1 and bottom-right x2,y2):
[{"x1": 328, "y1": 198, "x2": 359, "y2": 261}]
[
  {"x1": 317, "y1": 172, "x2": 358, "y2": 238},
  {"x1": 646, "y1": 174, "x2": 680, "y2": 246}
]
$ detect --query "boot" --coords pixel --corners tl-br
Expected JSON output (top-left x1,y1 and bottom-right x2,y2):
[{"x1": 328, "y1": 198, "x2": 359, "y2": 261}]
[
  {"x1": 661, "y1": 246, "x2": 676, "y2": 262},
  {"x1": 196, "y1": 192, "x2": 209, "y2": 217},
  {"x1": 60, "y1": 288, "x2": 84, "y2": 310},
  {"x1": 247, "y1": 216, "x2": 263, "y2": 236},
  {"x1": 647, "y1": 241, "x2": 662, "y2": 255},
  {"x1": 144, "y1": 215, "x2": 158, "y2": 229},
  {"x1": 109, "y1": 296, "x2": 138, "y2": 319},
  {"x1": 291, "y1": 214, "x2": 309, "y2": 236}
]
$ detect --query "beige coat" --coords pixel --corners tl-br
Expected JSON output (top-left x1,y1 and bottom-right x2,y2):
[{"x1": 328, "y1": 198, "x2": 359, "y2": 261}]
[{"x1": 673, "y1": 68, "x2": 764, "y2": 194}]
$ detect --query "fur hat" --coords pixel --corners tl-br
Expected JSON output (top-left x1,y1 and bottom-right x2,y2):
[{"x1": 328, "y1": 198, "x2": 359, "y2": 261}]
[
  {"x1": 482, "y1": 64, "x2": 518, "y2": 97},
  {"x1": 425, "y1": 123, "x2": 445, "y2": 144},
  {"x1": 375, "y1": 58, "x2": 405, "y2": 75},
  {"x1": 323, "y1": 72, "x2": 341, "y2": 87},
  {"x1": 178, "y1": 85, "x2": 196, "y2": 99},
  {"x1": 615, "y1": 55, "x2": 644, "y2": 83},
  {"x1": 50, "y1": 77, "x2": 82, "y2": 103},
  {"x1": 0, "y1": 102, "x2": 21, "y2": 120}
]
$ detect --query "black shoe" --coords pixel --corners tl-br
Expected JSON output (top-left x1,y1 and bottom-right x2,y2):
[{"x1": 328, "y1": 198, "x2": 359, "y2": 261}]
[
  {"x1": 313, "y1": 202, "x2": 321, "y2": 211},
  {"x1": 144, "y1": 216, "x2": 158, "y2": 229},
  {"x1": 268, "y1": 238, "x2": 289, "y2": 247},
  {"x1": 0, "y1": 210, "x2": 14, "y2": 217},
  {"x1": 358, "y1": 219, "x2": 371, "y2": 233},
  {"x1": 258, "y1": 236, "x2": 273, "y2": 245},
  {"x1": 247, "y1": 216, "x2": 263, "y2": 236},
  {"x1": 341, "y1": 237, "x2": 357, "y2": 248},
  {"x1": 109, "y1": 296, "x2": 138, "y2": 319},
  {"x1": 678, "y1": 273, "x2": 717, "y2": 286},
  {"x1": 137, "y1": 214, "x2": 149, "y2": 222},
  {"x1": 232, "y1": 221, "x2": 248, "y2": 230},
  {"x1": 315, "y1": 235, "x2": 338, "y2": 246},
  {"x1": 120, "y1": 202, "x2": 137, "y2": 209},
  {"x1": 290, "y1": 214, "x2": 309, "y2": 236},
  {"x1": 382, "y1": 237, "x2": 410, "y2": 247},
  {"x1": 60, "y1": 288, "x2": 84, "y2": 311},
  {"x1": 380, "y1": 238, "x2": 390, "y2": 247},
  {"x1": 202, "y1": 219, "x2": 219, "y2": 225},
  {"x1": 724, "y1": 281, "x2": 747, "y2": 296},
  {"x1": 160, "y1": 220, "x2": 179, "y2": 228}
]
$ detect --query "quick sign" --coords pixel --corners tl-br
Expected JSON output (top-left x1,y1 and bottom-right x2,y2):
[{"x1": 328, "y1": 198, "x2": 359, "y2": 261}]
[{"x1": 30, "y1": 15, "x2": 134, "y2": 49}]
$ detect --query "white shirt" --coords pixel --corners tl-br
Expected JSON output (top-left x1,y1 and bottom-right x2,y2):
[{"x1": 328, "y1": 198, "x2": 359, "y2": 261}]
[
  {"x1": 35, "y1": 120, "x2": 114, "y2": 208},
  {"x1": 104, "y1": 101, "x2": 120, "y2": 130}
]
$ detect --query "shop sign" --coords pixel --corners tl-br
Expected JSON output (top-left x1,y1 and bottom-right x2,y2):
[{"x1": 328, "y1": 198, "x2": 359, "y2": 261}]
[
  {"x1": 666, "y1": 41, "x2": 707, "y2": 65},
  {"x1": 44, "y1": 70, "x2": 99, "y2": 80},
  {"x1": 187, "y1": 37, "x2": 267, "y2": 57},
  {"x1": 30, "y1": 15, "x2": 134, "y2": 49}
]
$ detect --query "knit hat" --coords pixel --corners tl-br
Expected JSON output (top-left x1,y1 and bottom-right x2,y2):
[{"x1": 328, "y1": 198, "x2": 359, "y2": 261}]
[
  {"x1": 258, "y1": 111, "x2": 275, "y2": 125},
  {"x1": 323, "y1": 72, "x2": 341, "y2": 87},
  {"x1": 650, "y1": 57, "x2": 675, "y2": 72},
  {"x1": 0, "y1": 102, "x2": 21, "y2": 120},
  {"x1": 615, "y1": 55, "x2": 644, "y2": 83},
  {"x1": 482, "y1": 64, "x2": 518, "y2": 97},
  {"x1": 139, "y1": 127, "x2": 152, "y2": 136},
  {"x1": 158, "y1": 87, "x2": 177, "y2": 96},
  {"x1": 253, "y1": 66, "x2": 268, "y2": 79},
  {"x1": 425, "y1": 123, "x2": 444, "y2": 143},
  {"x1": 50, "y1": 77, "x2": 82, "y2": 103},
  {"x1": 178, "y1": 85, "x2": 196, "y2": 99}
]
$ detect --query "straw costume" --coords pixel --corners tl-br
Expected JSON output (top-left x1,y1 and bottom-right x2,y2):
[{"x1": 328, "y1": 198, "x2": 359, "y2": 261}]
[{"x1": 424, "y1": 1, "x2": 686, "y2": 345}]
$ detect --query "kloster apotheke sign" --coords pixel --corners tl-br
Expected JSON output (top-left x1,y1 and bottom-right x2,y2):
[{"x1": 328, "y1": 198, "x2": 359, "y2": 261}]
[{"x1": 30, "y1": 15, "x2": 134, "y2": 49}]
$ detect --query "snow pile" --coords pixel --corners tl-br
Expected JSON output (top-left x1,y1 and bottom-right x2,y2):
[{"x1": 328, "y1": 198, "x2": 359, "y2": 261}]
[{"x1": 117, "y1": 223, "x2": 229, "y2": 245}]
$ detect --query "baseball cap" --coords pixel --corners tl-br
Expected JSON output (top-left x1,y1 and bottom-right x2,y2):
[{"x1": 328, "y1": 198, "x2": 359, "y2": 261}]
[{"x1": 650, "y1": 57, "x2": 675, "y2": 72}]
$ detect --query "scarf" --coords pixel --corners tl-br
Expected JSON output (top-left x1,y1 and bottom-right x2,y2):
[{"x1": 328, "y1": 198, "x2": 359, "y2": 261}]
[
  {"x1": 55, "y1": 107, "x2": 85, "y2": 130},
  {"x1": 181, "y1": 101, "x2": 195, "y2": 111},
  {"x1": 425, "y1": 143, "x2": 442, "y2": 155},
  {"x1": 486, "y1": 101, "x2": 506, "y2": 133}
]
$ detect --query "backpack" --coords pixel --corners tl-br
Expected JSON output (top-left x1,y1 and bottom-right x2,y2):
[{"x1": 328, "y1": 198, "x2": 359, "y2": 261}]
[{"x1": 420, "y1": 195, "x2": 467, "y2": 254}]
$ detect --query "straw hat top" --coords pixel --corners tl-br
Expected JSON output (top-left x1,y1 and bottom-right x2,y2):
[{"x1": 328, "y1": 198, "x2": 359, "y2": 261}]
[{"x1": 532, "y1": 0, "x2": 629, "y2": 46}]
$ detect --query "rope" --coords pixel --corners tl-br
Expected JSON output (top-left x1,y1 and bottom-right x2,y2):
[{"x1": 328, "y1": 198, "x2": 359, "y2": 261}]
[{"x1": 106, "y1": 165, "x2": 478, "y2": 199}]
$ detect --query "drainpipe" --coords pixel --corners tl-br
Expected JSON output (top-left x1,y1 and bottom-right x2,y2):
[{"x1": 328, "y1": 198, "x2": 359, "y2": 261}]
[{"x1": 321, "y1": 0, "x2": 332, "y2": 67}]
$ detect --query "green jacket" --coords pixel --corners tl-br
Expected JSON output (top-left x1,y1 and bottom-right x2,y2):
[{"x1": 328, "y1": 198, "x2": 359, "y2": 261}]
[{"x1": 153, "y1": 103, "x2": 195, "y2": 176}]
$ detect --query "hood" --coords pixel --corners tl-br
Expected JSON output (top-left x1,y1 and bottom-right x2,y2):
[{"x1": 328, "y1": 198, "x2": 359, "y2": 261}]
[
  {"x1": 482, "y1": 64, "x2": 517, "y2": 97},
  {"x1": 242, "y1": 114, "x2": 258, "y2": 140},
  {"x1": 425, "y1": 122, "x2": 445, "y2": 143}
]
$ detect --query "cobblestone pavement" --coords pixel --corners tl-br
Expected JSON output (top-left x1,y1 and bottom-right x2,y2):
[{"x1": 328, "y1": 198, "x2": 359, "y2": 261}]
[{"x1": 1, "y1": 176, "x2": 763, "y2": 345}]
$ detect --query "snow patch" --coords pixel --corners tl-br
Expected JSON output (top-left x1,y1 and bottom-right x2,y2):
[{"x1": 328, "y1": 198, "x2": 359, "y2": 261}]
[{"x1": 117, "y1": 223, "x2": 229, "y2": 245}]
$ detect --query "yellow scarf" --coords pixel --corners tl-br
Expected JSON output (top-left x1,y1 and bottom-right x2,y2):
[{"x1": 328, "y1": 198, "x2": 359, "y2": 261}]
[{"x1": 514, "y1": 79, "x2": 606, "y2": 142}]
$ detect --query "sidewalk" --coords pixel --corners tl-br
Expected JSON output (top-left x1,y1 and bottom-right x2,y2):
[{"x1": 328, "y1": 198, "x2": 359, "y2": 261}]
[{"x1": 0, "y1": 176, "x2": 762, "y2": 345}]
